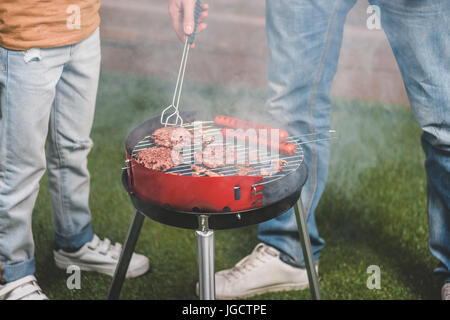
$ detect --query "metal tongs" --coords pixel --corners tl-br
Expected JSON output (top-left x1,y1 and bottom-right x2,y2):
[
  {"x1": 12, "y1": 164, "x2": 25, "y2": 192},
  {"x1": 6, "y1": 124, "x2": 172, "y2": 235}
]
[{"x1": 161, "y1": 0, "x2": 203, "y2": 127}]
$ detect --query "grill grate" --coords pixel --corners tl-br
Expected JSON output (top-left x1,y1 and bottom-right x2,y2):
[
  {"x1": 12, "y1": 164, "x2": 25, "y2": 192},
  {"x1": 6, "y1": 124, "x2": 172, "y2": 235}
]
[{"x1": 131, "y1": 121, "x2": 305, "y2": 186}]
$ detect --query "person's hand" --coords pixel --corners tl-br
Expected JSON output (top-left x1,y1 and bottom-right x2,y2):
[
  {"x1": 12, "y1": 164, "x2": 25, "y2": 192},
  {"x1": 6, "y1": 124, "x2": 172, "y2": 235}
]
[{"x1": 168, "y1": 0, "x2": 209, "y2": 48}]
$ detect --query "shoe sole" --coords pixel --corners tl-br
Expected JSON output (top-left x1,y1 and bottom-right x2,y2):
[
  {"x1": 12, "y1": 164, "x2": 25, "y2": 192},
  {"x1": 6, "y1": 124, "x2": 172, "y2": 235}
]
[
  {"x1": 196, "y1": 282, "x2": 310, "y2": 300},
  {"x1": 54, "y1": 255, "x2": 150, "y2": 279}
]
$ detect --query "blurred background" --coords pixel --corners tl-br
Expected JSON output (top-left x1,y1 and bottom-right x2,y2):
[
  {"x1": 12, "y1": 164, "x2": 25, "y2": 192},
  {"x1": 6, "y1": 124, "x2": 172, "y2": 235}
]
[
  {"x1": 33, "y1": 0, "x2": 439, "y2": 300},
  {"x1": 99, "y1": 0, "x2": 408, "y2": 105}
]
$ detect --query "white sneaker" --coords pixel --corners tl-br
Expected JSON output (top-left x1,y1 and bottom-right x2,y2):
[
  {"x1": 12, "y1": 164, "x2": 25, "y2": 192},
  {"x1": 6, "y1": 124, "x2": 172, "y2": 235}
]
[
  {"x1": 0, "y1": 275, "x2": 48, "y2": 300},
  {"x1": 53, "y1": 234, "x2": 150, "y2": 278},
  {"x1": 197, "y1": 243, "x2": 318, "y2": 299},
  {"x1": 442, "y1": 282, "x2": 450, "y2": 300}
]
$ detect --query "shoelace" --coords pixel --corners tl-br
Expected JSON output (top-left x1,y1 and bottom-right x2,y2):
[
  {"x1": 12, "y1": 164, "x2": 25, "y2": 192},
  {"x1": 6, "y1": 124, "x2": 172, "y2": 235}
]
[
  {"x1": 87, "y1": 236, "x2": 122, "y2": 260},
  {"x1": 0, "y1": 275, "x2": 48, "y2": 300},
  {"x1": 223, "y1": 244, "x2": 278, "y2": 281}
]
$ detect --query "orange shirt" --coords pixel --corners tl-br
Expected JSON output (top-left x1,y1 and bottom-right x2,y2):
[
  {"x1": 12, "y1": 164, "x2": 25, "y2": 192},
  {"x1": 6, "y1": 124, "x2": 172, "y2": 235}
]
[{"x1": 0, "y1": 0, "x2": 100, "y2": 50}]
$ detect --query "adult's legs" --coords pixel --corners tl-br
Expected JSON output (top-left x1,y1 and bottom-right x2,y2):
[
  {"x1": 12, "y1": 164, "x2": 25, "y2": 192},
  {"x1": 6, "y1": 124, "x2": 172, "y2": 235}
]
[
  {"x1": 258, "y1": 0, "x2": 357, "y2": 267},
  {"x1": 371, "y1": 0, "x2": 450, "y2": 286}
]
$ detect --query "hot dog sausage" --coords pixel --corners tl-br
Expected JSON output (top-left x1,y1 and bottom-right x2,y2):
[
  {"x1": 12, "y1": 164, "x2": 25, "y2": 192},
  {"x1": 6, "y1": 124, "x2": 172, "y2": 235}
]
[
  {"x1": 221, "y1": 128, "x2": 296, "y2": 156},
  {"x1": 214, "y1": 115, "x2": 289, "y2": 142},
  {"x1": 279, "y1": 142, "x2": 297, "y2": 156}
]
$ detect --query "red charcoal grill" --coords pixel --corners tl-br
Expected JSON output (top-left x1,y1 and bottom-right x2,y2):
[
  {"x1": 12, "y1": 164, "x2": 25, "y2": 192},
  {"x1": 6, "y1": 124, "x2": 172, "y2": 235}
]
[{"x1": 107, "y1": 113, "x2": 321, "y2": 300}]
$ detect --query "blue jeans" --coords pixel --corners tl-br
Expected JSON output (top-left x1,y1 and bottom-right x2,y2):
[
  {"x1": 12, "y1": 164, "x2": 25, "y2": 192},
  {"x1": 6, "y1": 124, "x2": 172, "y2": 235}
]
[
  {"x1": 258, "y1": 0, "x2": 450, "y2": 285},
  {"x1": 0, "y1": 28, "x2": 100, "y2": 282}
]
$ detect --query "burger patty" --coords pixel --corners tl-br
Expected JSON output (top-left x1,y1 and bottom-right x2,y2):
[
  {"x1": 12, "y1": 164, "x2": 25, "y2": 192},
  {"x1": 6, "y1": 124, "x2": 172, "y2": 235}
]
[
  {"x1": 151, "y1": 127, "x2": 192, "y2": 148},
  {"x1": 135, "y1": 147, "x2": 183, "y2": 171},
  {"x1": 194, "y1": 144, "x2": 237, "y2": 169},
  {"x1": 191, "y1": 164, "x2": 224, "y2": 177}
]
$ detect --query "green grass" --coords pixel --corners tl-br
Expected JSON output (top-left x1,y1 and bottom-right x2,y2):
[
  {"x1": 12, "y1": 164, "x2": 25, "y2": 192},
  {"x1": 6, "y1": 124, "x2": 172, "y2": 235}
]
[{"x1": 32, "y1": 71, "x2": 440, "y2": 300}]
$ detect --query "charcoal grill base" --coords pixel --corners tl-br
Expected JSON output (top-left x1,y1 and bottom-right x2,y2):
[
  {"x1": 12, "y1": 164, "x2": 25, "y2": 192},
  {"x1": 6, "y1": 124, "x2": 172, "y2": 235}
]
[
  {"x1": 125, "y1": 113, "x2": 306, "y2": 213},
  {"x1": 129, "y1": 191, "x2": 300, "y2": 230},
  {"x1": 122, "y1": 169, "x2": 305, "y2": 230},
  {"x1": 107, "y1": 168, "x2": 321, "y2": 300}
]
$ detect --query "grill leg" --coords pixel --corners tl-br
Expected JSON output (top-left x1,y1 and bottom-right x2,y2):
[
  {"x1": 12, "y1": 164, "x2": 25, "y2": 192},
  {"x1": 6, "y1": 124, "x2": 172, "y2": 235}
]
[
  {"x1": 196, "y1": 215, "x2": 215, "y2": 300},
  {"x1": 107, "y1": 210, "x2": 145, "y2": 300},
  {"x1": 294, "y1": 199, "x2": 321, "y2": 300}
]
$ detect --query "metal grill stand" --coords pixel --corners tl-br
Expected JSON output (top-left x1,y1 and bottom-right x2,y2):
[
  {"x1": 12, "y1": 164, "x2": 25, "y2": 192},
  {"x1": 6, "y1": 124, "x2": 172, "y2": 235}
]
[
  {"x1": 107, "y1": 197, "x2": 320, "y2": 300},
  {"x1": 196, "y1": 215, "x2": 215, "y2": 300},
  {"x1": 294, "y1": 200, "x2": 321, "y2": 300}
]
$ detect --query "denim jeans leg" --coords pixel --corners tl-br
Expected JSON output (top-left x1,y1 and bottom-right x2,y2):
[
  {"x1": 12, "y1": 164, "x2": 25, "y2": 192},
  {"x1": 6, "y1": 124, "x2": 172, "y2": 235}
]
[
  {"x1": 0, "y1": 46, "x2": 66, "y2": 282},
  {"x1": 46, "y1": 28, "x2": 101, "y2": 251},
  {"x1": 257, "y1": 0, "x2": 356, "y2": 267},
  {"x1": 371, "y1": 0, "x2": 450, "y2": 285}
]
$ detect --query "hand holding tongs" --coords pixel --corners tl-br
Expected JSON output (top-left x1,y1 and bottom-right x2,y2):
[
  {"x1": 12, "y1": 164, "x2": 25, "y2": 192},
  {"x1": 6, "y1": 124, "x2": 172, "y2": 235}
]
[{"x1": 161, "y1": 0, "x2": 204, "y2": 127}]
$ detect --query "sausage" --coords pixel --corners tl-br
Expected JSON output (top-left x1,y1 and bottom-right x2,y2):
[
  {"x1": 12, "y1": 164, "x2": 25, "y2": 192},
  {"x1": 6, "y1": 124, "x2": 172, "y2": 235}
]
[
  {"x1": 221, "y1": 128, "x2": 296, "y2": 156},
  {"x1": 214, "y1": 115, "x2": 289, "y2": 142},
  {"x1": 279, "y1": 142, "x2": 297, "y2": 156}
]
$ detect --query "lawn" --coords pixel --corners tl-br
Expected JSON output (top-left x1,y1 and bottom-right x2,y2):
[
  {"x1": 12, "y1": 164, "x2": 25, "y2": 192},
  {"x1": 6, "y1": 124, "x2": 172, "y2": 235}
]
[{"x1": 31, "y1": 71, "x2": 440, "y2": 300}]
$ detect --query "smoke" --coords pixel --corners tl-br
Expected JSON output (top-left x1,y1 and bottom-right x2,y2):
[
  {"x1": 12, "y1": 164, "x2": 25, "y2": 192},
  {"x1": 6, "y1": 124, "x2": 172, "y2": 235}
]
[{"x1": 328, "y1": 99, "x2": 421, "y2": 197}]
